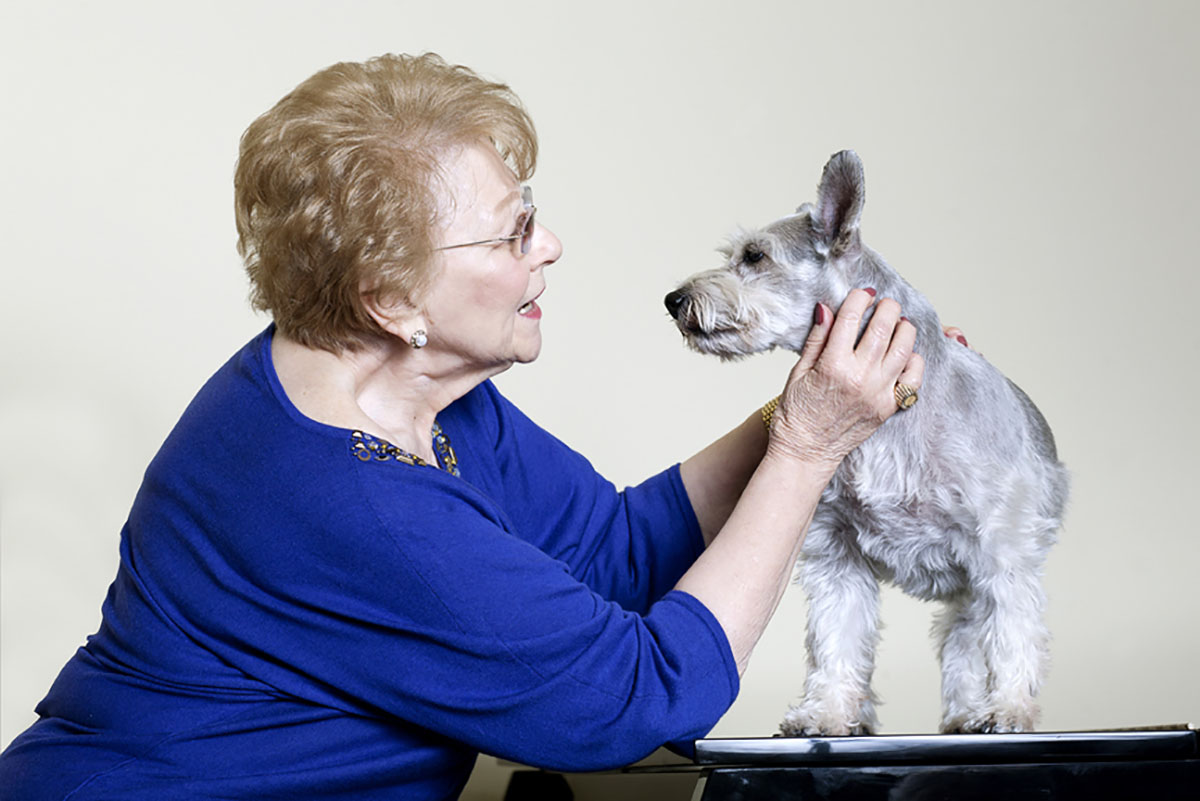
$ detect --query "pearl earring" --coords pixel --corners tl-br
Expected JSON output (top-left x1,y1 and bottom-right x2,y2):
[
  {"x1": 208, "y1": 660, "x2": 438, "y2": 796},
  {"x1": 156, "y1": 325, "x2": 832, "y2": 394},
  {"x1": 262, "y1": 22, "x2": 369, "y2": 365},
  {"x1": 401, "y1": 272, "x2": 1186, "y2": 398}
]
[{"x1": 409, "y1": 329, "x2": 428, "y2": 349}]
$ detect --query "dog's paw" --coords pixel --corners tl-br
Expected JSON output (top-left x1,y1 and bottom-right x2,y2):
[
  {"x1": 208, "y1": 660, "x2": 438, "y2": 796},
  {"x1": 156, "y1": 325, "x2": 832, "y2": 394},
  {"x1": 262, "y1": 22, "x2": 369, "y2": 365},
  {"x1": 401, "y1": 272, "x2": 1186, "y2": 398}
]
[
  {"x1": 779, "y1": 705, "x2": 876, "y2": 738},
  {"x1": 941, "y1": 707, "x2": 1037, "y2": 734}
]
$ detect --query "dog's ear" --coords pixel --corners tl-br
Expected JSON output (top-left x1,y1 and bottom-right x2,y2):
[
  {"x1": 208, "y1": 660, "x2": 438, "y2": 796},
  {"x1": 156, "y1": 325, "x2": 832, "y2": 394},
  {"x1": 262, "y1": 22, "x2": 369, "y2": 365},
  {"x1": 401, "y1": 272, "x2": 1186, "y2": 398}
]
[{"x1": 814, "y1": 150, "x2": 865, "y2": 255}]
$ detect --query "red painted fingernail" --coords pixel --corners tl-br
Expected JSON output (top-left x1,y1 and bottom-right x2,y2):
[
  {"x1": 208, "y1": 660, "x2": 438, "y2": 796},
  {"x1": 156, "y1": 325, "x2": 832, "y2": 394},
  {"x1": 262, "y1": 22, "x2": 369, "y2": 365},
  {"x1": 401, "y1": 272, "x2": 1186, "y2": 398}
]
[
  {"x1": 957, "y1": 335, "x2": 969, "y2": 347},
  {"x1": 900, "y1": 316, "x2": 910, "y2": 323},
  {"x1": 864, "y1": 287, "x2": 877, "y2": 297},
  {"x1": 813, "y1": 303, "x2": 826, "y2": 325}
]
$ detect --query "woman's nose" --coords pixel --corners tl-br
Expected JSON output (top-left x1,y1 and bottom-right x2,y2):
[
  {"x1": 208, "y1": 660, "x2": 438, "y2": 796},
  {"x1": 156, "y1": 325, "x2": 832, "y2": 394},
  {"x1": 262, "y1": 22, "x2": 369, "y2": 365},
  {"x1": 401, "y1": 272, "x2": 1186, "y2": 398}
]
[{"x1": 530, "y1": 222, "x2": 563, "y2": 269}]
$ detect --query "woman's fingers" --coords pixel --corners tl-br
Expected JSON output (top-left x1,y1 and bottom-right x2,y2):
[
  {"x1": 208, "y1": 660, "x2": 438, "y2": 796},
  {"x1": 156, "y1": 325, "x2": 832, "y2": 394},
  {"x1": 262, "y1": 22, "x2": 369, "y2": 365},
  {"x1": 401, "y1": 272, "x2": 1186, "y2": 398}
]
[
  {"x1": 794, "y1": 303, "x2": 833, "y2": 374},
  {"x1": 822, "y1": 289, "x2": 914, "y2": 384},
  {"x1": 856, "y1": 297, "x2": 903, "y2": 364},
  {"x1": 823, "y1": 289, "x2": 920, "y2": 418},
  {"x1": 896, "y1": 351, "x2": 925, "y2": 393},
  {"x1": 823, "y1": 289, "x2": 877, "y2": 356},
  {"x1": 824, "y1": 290, "x2": 911, "y2": 372},
  {"x1": 881, "y1": 314, "x2": 918, "y2": 382}
]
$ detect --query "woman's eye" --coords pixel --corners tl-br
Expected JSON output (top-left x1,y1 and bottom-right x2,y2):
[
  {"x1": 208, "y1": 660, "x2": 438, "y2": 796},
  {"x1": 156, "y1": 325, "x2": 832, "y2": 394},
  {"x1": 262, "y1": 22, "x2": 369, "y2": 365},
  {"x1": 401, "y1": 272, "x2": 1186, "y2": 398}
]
[
  {"x1": 744, "y1": 248, "x2": 765, "y2": 264},
  {"x1": 512, "y1": 212, "x2": 530, "y2": 237}
]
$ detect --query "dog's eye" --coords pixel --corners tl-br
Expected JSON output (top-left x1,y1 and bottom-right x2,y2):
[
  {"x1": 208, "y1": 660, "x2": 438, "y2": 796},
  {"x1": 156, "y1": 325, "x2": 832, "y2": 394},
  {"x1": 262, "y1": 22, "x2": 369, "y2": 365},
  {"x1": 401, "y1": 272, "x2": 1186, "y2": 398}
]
[{"x1": 744, "y1": 247, "x2": 765, "y2": 264}]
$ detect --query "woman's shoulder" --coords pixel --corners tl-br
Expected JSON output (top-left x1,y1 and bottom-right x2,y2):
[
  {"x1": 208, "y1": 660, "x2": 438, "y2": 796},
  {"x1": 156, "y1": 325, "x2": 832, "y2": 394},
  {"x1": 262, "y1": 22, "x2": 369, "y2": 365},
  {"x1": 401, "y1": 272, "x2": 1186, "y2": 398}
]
[
  {"x1": 443, "y1": 378, "x2": 515, "y2": 436},
  {"x1": 445, "y1": 379, "x2": 569, "y2": 453}
]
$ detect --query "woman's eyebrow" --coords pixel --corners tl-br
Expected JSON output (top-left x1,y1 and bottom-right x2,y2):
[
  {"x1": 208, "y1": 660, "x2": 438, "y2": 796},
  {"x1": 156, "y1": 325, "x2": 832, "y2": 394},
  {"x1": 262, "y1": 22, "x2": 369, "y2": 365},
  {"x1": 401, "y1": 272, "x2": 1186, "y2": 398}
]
[{"x1": 491, "y1": 187, "x2": 522, "y2": 219}]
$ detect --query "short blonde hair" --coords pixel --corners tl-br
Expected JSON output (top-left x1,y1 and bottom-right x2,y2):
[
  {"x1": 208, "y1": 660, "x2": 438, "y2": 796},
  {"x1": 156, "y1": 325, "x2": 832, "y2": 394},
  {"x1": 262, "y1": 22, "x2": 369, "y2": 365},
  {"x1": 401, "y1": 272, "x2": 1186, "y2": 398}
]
[{"x1": 235, "y1": 53, "x2": 537, "y2": 352}]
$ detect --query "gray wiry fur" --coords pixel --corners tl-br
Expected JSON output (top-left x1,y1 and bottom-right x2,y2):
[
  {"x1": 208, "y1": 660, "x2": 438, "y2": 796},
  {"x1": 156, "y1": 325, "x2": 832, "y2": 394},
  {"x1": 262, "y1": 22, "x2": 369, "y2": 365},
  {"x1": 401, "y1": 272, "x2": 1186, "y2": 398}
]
[{"x1": 666, "y1": 151, "x2": 1069, "y2": 735}]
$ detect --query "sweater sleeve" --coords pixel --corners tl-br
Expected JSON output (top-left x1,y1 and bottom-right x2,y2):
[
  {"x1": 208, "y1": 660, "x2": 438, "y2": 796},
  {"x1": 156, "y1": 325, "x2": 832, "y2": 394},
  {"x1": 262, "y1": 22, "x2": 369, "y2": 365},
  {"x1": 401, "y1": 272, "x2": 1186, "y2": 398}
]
[
  {"x1": 151, "y1": 463, "x2": 738, "y2": 772},
  {"x1": 447, "y1": 382, "x2": 706, "y2": 614}
]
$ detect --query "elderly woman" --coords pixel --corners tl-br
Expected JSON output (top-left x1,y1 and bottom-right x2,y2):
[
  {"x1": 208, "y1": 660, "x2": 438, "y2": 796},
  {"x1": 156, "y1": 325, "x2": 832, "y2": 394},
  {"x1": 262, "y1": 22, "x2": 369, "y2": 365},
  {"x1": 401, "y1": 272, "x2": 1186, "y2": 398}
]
[{"x1": 0, "y1": 54, "x2": 923, "y2": 799}]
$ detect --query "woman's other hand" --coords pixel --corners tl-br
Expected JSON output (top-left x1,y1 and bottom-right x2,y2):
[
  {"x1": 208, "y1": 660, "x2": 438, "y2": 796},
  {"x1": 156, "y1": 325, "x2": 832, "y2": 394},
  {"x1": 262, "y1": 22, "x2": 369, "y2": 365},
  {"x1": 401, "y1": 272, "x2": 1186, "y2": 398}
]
[{"x1": 944, "y1": 325, "x2": 971, "y2": 349}]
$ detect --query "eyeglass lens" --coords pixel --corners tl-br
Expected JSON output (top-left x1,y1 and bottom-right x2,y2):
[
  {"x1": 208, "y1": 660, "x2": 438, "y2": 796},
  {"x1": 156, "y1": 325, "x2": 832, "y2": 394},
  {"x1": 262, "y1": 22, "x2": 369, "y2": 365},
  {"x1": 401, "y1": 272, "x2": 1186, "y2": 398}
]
[
  {"x1": 519, "y1": 187, "x2": 535, "y2": 255},
  {"x1": 519, "y1": 209, "x2": 536, "y2": 255}
]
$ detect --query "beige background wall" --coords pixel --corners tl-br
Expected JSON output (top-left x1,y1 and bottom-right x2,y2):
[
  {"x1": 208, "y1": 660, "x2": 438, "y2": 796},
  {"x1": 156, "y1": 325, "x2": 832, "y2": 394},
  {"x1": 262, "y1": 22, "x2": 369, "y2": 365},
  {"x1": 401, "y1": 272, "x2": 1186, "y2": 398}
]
[{"x1": 3, "y1": 1, "x2": 1197, "y2": 797}]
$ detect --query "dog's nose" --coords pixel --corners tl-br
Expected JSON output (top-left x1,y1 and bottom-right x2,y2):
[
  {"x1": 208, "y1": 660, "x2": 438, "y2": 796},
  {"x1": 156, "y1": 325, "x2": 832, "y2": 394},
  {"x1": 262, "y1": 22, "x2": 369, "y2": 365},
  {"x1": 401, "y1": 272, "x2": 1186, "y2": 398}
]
[{"x1": 664, "y1": 290, "x2": 688, "y2": 319}]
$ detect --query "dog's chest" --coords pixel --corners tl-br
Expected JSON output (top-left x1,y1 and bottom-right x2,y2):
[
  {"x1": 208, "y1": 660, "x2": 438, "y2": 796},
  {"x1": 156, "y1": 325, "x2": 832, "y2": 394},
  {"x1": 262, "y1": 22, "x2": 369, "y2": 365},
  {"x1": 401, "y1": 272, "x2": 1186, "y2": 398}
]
[{"x1": 813, "y1": 454, "x2": 974, "y2": 601}]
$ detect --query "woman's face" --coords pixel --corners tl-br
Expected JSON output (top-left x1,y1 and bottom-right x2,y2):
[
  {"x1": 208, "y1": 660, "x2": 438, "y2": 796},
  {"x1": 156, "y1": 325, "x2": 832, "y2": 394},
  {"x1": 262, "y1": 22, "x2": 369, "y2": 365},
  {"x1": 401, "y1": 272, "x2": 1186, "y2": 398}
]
[{"x1": 419, "y1": 142, "x2": 562, "y2": 375}]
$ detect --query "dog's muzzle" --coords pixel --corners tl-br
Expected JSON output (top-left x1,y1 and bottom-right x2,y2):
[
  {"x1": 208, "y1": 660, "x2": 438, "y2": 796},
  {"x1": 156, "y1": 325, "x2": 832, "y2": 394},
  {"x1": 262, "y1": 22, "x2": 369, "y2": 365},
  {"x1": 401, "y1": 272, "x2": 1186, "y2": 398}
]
[{"x1": 664, "y1": 290, "x2": 688, "y2": 320}]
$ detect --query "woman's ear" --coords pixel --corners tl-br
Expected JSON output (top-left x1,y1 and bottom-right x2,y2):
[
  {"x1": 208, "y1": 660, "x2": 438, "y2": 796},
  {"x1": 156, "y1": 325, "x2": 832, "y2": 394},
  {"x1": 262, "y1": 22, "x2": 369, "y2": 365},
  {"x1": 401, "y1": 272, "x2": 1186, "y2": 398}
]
[{"x1": 360, "y1": 287, "x2": 425, "y2": 344}]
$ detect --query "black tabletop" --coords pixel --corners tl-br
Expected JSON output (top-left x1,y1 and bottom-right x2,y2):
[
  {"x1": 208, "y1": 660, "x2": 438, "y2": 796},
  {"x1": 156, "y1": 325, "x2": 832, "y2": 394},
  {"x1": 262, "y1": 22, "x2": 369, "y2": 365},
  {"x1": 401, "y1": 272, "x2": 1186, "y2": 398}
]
[{"x1": 694, "y1": 726, "x2": 1199, "y2": 766}]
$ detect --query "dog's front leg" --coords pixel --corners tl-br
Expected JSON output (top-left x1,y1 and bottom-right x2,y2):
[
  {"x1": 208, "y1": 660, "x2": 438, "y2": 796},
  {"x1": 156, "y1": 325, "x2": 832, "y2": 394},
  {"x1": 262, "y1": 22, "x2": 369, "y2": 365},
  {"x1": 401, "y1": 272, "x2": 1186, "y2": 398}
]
[
  {"x1": 780, "y1": 543, "x2": 881, "y2": 737},
  {"x1": 934, "y1": 592, "x2": 991, "y2": 733}
]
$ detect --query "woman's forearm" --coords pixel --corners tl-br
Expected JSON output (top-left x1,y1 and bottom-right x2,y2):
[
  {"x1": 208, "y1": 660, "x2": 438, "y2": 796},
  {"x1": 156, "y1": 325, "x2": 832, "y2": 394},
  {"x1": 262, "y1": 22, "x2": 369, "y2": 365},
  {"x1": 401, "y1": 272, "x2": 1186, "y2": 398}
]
[
  {"x1": 678, "y1": 410, "x2": 770, "y2": 546},
  {"x1": 674, "y1": 449, "x2": 836, "y2": 675}
]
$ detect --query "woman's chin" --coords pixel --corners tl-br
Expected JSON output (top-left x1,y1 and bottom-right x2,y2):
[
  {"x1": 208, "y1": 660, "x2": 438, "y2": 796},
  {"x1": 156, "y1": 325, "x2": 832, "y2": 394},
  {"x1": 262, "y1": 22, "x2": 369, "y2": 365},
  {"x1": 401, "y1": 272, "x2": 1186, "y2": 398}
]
[
  {"x1": 514, "y1": 345, "x2": 542, "y2": 365},
  {"x1": 513, "y1": 332, "x2": 543, "y2": 364}
]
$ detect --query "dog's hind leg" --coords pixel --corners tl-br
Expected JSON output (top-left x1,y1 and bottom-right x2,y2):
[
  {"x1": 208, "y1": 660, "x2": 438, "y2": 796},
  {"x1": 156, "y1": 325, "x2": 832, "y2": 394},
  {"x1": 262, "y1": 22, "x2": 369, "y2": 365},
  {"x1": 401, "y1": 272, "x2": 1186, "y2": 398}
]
[
  {"x1": 982, "y1": 563, "x2": 1049, "y2": 732},
  {"x1": 937, "y1": 567, "x2": 1049, "y2": 733},
  {"x1": 780, "y1": 545, "x2": 881, "y2": 737}
]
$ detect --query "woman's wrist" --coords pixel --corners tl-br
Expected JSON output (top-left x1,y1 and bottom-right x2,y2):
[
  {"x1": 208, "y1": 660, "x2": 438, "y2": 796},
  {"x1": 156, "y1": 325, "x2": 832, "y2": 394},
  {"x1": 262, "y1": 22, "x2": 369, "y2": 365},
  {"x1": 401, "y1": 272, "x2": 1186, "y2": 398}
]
[
  {"x1": 760, "y1": 395, "x2": 781, "y2": 432},
  {"x1": 761, "y1": 396, "x2": 846, "y2": 476},
  {"x1": 759, "y1": 438, "x2": 842, "y2": 485}
]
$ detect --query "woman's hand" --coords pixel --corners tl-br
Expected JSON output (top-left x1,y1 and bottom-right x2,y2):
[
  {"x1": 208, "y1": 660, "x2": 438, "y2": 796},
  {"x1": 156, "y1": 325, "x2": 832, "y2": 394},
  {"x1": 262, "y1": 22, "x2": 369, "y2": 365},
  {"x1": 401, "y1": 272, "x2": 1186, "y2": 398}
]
[{"x1": 768, "y1": 289, "x2": 924, "y2": 469}]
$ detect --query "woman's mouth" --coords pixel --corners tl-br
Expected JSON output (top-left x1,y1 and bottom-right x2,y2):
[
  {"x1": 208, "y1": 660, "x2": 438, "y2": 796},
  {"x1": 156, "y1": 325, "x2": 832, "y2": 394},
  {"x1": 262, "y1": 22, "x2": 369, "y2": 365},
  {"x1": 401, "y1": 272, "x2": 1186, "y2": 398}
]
[{"x1": 518, "y1": 300, "x2": 541, "y2": 319}]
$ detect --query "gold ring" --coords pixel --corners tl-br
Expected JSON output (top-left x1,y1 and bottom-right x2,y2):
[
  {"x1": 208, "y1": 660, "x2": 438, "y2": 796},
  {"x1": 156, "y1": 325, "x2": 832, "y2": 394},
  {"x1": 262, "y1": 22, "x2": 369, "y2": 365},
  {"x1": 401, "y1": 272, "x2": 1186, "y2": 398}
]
[{"x1": 894, "y1": 383, "x2": 918, "y2": 410}]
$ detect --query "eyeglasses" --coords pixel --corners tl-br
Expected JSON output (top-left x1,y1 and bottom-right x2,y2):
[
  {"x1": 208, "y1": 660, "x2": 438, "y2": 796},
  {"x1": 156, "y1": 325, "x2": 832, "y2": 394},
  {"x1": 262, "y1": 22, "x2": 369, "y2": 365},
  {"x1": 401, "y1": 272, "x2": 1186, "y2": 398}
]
[{"x1": 435, "y1": 185, "x2": 536, "y2": 256}]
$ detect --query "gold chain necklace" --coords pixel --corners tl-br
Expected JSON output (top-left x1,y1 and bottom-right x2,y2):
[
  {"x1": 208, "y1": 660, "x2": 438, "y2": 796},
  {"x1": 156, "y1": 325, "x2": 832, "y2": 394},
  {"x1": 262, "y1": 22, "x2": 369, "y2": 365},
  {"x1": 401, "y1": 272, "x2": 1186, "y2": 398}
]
[{"x1": 349, "y1": 423, "x2": 460, "y2": 477}]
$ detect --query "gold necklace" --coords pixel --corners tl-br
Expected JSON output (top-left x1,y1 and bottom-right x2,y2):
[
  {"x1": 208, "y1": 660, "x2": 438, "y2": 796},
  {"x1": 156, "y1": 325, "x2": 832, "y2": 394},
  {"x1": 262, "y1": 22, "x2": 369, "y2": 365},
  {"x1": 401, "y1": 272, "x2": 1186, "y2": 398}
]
[{"x1": 349, "y1": 423, "x2": 460, "y2": 477}]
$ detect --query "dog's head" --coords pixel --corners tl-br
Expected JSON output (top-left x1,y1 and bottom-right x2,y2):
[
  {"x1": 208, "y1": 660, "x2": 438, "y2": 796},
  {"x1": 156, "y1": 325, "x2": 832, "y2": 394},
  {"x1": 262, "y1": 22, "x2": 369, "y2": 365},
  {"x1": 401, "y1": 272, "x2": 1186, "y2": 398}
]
[{"x1": 665, "y1": 150, "x2": 870, "y2": 358}]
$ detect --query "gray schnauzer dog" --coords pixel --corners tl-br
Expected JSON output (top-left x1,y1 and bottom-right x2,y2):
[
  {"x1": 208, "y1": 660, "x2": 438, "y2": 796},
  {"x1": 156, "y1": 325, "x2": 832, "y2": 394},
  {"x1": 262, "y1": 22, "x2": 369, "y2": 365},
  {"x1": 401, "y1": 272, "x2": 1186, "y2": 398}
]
[{"x1": 665, "y1": 151, "x2": 1068, "y2": 736}]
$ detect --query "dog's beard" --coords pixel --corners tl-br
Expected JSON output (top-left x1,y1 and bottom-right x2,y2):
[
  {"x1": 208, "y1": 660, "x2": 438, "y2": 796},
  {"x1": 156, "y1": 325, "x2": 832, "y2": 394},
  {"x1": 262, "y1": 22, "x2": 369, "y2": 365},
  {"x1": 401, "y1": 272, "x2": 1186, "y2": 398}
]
[
  {"x1": 676, "y1": 316, "x2": 808, "y2": 360},
  {"x1": 679, "y1": 326, "x2": 762, "y2": 360}
]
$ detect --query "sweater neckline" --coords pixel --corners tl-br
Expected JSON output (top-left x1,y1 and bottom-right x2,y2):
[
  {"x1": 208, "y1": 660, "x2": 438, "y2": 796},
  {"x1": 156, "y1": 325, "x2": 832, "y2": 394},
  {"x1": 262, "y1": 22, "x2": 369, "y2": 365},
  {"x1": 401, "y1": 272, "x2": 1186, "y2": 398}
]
[{"x1": 257, "y1": 324, "x2": 460, "y2": 476}]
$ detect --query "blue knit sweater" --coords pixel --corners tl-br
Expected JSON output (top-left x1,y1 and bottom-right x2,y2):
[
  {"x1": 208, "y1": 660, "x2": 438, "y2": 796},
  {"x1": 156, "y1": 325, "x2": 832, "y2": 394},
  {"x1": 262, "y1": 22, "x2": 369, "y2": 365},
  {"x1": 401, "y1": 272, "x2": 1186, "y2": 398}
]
[{"x1": 0, "y1": 327, "x2": 739, "y2": 800}]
